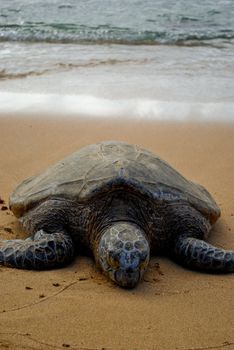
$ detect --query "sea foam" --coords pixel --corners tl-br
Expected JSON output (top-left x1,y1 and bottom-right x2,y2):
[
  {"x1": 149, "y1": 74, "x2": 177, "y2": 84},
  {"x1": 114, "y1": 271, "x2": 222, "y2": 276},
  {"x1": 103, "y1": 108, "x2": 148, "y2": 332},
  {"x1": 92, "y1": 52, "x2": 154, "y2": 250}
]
[{"x1": 0, "y1": 92, "x2": 233, "y2": 122}]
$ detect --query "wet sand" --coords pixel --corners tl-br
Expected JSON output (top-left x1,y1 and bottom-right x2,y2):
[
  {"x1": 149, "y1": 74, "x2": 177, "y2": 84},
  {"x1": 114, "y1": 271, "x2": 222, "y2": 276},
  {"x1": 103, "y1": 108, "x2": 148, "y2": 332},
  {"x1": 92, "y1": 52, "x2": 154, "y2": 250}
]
[{"x1": 0, "y1": 117, "x2": 234, "y2": 350}]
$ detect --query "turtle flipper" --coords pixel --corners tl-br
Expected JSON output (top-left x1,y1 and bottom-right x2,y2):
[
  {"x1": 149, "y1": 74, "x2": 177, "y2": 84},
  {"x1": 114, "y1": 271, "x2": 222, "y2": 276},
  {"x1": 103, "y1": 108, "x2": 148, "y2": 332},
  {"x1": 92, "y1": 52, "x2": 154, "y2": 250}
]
[
  {"x1": 173, "y1": 236, "x2": 234, "y2": 272},
  {"x1": 0, "y1": 230, "x2": 74, "y2": 270}
]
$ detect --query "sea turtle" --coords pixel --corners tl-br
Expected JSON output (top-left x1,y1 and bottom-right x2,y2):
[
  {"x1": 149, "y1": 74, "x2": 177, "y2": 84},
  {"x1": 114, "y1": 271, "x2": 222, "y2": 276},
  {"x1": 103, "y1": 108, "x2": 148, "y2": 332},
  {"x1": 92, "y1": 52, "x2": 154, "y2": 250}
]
[{"x1": 0, "y1": 141, "x2": 233, "y2": 288}]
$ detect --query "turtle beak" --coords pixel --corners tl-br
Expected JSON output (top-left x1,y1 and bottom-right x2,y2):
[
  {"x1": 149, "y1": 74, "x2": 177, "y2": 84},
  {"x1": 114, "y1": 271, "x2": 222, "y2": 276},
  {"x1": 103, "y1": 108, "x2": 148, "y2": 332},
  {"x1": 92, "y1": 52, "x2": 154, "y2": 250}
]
[{"x1": 114, "y1": 269, "x2": 141, "y2": 288}]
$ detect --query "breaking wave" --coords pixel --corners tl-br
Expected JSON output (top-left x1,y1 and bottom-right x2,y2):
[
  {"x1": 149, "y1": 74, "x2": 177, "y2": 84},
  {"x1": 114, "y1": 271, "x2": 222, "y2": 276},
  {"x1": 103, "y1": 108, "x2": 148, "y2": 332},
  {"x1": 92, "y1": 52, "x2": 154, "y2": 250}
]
[{"x1": 1, "y1": 23, "x2": 234, "y2": 46}]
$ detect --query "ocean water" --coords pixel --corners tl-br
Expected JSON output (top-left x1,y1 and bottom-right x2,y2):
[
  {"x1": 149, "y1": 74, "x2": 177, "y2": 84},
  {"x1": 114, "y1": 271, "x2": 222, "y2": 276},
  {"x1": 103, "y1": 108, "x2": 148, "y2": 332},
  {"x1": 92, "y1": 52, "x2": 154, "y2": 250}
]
[{"x1": 0, "y1": 0, "x2": 234, "y2": 121}]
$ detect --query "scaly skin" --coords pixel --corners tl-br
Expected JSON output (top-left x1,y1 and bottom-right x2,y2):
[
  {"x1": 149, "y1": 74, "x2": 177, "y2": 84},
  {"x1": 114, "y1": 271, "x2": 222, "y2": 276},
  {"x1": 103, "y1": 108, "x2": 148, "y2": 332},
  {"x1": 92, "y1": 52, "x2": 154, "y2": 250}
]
[
  {"x1": 0, "y1": 230, "x2": 74, "y2": 269},
  {"x1": 0, "y1": 196, "x2": 234, "y2": 282},
  {"x1": 174, "y1": 236, "x2": 234, "y2": 272}
]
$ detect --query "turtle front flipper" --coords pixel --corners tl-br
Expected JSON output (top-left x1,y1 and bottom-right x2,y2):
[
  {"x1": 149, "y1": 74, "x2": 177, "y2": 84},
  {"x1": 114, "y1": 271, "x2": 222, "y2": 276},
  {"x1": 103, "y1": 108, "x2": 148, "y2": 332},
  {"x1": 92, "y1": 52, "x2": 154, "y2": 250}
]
[
  {"x1": 0, "y1": 230, "x2": 74, "y2": 270},
  {"x1": 173, "y1": 236, "x2": 234, "y2": 272}
]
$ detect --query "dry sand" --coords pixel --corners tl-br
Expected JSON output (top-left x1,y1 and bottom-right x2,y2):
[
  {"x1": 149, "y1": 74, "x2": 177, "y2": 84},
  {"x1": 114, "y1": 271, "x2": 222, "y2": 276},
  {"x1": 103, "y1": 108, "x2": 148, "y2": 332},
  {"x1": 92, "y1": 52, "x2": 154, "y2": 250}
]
[{"x1": 0, "y1": 117, "x2": 233, "y2": 350}]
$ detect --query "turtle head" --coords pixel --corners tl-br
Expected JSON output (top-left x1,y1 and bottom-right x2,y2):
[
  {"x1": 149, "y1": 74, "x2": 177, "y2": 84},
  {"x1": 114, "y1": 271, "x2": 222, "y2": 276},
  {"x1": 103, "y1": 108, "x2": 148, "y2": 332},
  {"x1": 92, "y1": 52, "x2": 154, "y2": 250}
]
[{"x1": 96, "y1": 222, "x2": 150, "y2": 288}]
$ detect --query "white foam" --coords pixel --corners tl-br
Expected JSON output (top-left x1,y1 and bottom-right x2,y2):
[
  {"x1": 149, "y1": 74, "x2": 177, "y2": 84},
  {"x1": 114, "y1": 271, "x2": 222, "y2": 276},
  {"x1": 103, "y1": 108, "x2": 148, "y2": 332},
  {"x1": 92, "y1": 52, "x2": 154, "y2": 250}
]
[{"x1": 0, "y1": 92, "x2": 233, "y2": 122}]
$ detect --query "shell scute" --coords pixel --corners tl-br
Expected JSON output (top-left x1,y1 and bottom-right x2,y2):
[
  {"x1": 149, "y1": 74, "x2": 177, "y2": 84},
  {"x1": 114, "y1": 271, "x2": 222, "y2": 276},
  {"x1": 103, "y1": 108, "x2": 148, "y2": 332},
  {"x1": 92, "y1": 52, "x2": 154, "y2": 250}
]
[{"x1": 10, "y1": 141, "x2": 220, "y2": 223}]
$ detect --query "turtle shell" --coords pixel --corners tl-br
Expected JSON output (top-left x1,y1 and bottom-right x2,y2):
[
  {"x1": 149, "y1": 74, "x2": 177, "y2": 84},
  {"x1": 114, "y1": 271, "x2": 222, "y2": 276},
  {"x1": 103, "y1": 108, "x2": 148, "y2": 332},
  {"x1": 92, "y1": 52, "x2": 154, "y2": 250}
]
[{"x1": 10, "y1": 141, "x2": 220, "y2": 223}]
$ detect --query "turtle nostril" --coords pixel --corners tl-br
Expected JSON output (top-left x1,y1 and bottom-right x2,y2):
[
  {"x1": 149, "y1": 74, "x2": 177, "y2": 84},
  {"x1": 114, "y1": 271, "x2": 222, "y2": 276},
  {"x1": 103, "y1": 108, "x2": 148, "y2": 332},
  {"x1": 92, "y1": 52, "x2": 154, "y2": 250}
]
[{"x1": 126, "y1": 267, "x2": 134, "y2": 274}]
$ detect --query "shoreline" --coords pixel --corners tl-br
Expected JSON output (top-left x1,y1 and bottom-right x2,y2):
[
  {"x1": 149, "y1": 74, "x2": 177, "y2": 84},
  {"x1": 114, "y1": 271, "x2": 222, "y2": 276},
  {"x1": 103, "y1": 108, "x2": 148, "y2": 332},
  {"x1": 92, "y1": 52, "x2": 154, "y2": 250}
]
[
  {"x1": 0, "y1": 116, "x2": 234, "y2": 350},
  {"x1": 0, "y1": 92, "x2": 234, "y2": 123}
]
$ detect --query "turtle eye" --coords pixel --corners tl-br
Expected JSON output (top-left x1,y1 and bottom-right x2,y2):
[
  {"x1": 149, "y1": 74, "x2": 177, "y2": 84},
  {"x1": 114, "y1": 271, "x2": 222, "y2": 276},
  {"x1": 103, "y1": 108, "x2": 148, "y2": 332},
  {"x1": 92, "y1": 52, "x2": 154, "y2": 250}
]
[
  {"x1": 108, "y1": 255, "x2": 120, "y2": 269},
  {"x1": 139, "y1": 260, "x2": 148, "y2": 270}
]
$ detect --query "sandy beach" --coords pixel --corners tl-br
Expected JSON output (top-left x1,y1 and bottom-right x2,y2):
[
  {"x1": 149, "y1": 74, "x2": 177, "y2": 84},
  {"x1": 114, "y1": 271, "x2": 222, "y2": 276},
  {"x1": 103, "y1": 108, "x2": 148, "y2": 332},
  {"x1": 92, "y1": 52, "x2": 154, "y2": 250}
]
[{"x1": 0, "y1": 117, "x2": 233, "y2": 350}]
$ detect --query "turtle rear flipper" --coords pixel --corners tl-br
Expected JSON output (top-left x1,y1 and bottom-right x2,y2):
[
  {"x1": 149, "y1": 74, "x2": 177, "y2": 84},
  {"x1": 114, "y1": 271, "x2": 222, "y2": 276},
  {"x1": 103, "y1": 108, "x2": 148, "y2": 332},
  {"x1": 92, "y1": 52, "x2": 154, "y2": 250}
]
[
  {"x1": 0, "y1": 230, "x2": 74, "y2": 270},
  {"x1": 173, "y1": 236, "x2": 234, "y2": 272}
]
